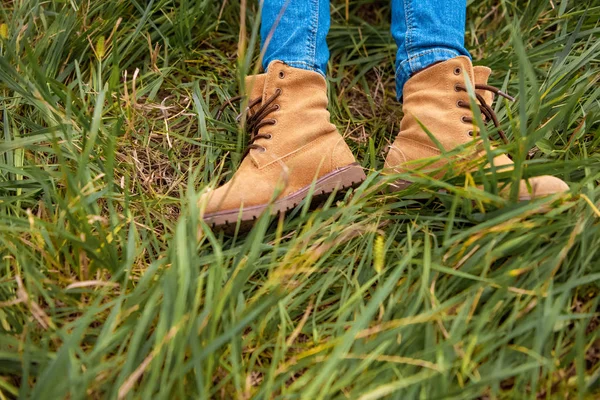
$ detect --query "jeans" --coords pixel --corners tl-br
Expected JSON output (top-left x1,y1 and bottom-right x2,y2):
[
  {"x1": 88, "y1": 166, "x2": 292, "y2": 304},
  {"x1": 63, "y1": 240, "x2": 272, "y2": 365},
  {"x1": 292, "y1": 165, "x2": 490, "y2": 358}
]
[{"x1": 260, "y1": 0, "x2": 471, "y2": 100}]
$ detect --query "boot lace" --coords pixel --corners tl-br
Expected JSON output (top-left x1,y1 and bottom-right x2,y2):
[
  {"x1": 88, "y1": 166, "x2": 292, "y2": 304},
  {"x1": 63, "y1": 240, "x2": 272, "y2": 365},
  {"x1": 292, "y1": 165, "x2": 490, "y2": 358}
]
[
  {"x1": 455, "y1": 84, "x2": 515, "y2": 144},
  {"x1": 216, "y1": 88, "x2": 282, "y2": 156}
]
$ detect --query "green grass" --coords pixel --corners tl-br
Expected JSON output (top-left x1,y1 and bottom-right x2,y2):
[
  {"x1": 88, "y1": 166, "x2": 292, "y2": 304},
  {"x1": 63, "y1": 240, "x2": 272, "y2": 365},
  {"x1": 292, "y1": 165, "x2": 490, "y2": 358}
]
[{"x1": 0, "y1": 0, "x2": 599, "y2": 398}]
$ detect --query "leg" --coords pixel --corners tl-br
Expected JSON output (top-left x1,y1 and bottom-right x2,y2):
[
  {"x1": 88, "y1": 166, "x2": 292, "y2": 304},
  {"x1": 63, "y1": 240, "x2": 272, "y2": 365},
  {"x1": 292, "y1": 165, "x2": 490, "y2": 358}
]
[
  {"x1": 200, "y1": 1, "x2": 365, "y2": 230},
  {"x1": 384, "y1": 1, "x2": 568, "y2": 198},
  {"x1": 260, "y1": 0, "x2": 330, "y2": 76},
  {"x1": 391, "y1": 0, "x2": 470, "y2": 100}
]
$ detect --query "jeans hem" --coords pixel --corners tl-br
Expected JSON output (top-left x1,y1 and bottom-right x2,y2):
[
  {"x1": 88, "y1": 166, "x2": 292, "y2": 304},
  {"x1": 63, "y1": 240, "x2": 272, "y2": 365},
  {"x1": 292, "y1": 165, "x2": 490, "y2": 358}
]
[{"x1": 395, "y1": 48, "x2": 465, "y2": 101}]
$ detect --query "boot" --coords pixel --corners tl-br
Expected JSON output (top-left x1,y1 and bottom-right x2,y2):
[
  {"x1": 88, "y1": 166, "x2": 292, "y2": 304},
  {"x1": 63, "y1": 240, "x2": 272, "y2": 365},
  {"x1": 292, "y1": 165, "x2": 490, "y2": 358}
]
[
  {"x1": 200, "y1": 61, "x2": 366, "y2": 228},
  {"x1": 384, "y1": 56, "x2": 568, "y2": 200}
]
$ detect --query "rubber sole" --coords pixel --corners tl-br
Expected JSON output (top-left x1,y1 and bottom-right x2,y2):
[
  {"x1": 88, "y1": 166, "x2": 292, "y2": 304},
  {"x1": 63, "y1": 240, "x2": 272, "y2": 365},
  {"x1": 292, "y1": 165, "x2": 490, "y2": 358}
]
[
  {"x1": 387, "y1": 177, "x2": 536, "y2": 201},
  {"x1": 387, "y1": 179, "x2": 413, "y2": 193},
  {"x1": 203, "y1": 163, "x2": 366, "y2": 231}
]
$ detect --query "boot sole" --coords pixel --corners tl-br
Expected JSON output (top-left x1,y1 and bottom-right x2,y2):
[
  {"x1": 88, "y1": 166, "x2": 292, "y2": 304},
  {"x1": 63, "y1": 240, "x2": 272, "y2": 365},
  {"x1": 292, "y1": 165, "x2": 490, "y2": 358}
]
[
  {"x1": 388, "y1": 178, "x2": 536, "y2": 201},
  {"x1": 387, "y1": 179, "x2": 413, "y2": 193},
  {"x1": 203, "y1": 163, "x2": 366, "y2": 231}
]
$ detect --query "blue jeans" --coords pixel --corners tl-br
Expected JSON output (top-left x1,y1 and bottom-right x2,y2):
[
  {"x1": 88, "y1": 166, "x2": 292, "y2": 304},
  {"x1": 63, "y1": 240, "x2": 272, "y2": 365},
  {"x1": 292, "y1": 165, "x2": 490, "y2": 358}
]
[{"x1": 260, "y1": 0, "x2": 471, "y2": 100}]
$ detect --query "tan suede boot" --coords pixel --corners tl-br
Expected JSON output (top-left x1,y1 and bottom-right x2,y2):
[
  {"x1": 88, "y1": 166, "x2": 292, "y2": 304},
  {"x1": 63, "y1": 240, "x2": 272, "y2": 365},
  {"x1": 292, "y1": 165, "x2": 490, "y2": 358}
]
[
  {"x1": 200, "y1": 61, "x2": 365, "y2": 228},
  {"x1": 384, "y1": 56, "x2": 568, "y2": 200}
]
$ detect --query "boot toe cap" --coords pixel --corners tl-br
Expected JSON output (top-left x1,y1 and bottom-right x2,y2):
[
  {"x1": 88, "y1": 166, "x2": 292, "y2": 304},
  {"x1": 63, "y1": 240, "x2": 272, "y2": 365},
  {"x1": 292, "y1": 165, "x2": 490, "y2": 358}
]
[
  {"x1": 199, "y1": 184, "x2": 231, "y2": 215},
  {"x1": 199, "y1": 175, "x2": 279, "y2": 216},
  {"x1": 519, "y1": 175, "x2": 569, "y2": 200},
  {"x1": 383, "y1": 145, "x2": 406, "y2": 172}
]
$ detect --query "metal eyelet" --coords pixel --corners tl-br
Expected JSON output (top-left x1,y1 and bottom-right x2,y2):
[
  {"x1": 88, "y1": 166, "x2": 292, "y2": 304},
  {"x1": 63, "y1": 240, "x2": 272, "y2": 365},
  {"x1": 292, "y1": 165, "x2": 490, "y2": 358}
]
[
  {"x1": 456, "y1": 100, "x2": 463, "y2": 108},
  {"x1": 454, "y1": 67, "x2": 461, "y2": 75},
  {"x1": 278, "y1": 71, "x2": 285, "y2": 79}
]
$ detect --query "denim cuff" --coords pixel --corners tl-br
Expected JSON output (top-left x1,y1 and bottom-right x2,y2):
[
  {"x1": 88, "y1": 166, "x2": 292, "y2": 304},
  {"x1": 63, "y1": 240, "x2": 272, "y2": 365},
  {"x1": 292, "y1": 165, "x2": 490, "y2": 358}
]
[
  {"x1": 265, "y1": 60, "x2": 326, "y2": 78},
  {"x1": 395, "y1": 49, "x2": 466, "y2": 101}
]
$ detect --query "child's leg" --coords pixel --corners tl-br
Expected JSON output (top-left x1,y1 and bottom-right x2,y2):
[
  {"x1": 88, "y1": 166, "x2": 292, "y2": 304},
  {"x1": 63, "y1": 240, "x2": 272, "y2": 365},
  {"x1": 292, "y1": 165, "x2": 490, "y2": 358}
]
[
  {"x1": 384, "y1": 0, "x2": 568, "y2": 198},
  {"x1": 391, "y1": 0, "x2": 470, "y2": 100},
  {"x1": 260, "y1": 0, "x2": 330, "y2": 76},
  {"x1": 200, "y1": 1, "x2": 366, "y2": 230}
]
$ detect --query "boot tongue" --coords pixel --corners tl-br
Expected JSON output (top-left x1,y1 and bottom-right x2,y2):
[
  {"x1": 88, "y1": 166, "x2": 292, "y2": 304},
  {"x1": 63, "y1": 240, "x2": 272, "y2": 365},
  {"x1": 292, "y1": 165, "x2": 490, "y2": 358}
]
[
  {"x1": 244, "y1": 73, "x2": 266, "y2": 102},
  {"x1": 473, "y1": 66, "x2": 494, "y2": 105}
]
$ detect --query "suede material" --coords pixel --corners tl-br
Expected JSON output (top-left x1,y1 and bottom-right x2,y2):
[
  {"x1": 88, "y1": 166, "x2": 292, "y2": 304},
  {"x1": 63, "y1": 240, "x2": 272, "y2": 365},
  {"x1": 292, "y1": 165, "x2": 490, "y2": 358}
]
[
  {"x1": 473, "y1": 66, "x2": 493, "y2": 105},
  {"x1": 387, "y1": 56, "x2": 477, "y2": 167},
  {"x1": 385, "y1": 57, "x2": 569, "y2": 198},
  {"x1": 385, "y1": 57, "x2": 480, "y2": 174},
  {"x1": 250, "y1": 61, "x2": 343, "y2": 168},
  {"x1": 515, "y1": 176, "x2": 569, "y2": 198},
  {"x1": 200, "y1": 64, "x2": 357, "y2": 214},
  {"x1": 474, "y1": 68, "x2": 568, "y2": 198},
  {"x1": 245, "y1": 73, "x2": 267, "y2": 103}
]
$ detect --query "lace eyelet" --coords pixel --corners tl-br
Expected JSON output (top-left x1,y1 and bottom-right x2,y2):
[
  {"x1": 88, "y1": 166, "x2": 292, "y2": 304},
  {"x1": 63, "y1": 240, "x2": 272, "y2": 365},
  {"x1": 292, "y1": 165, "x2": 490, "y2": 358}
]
[
  {"x1": 454, "y1": 84, "x2": 461, "y2": 92},
  {"x1": 275, "y1": 88, "x2": 282, "y2": 95},
  {"x1": 274, "y1": 104, "x2": 280, "y2": 111},
  {"x1": 278, "y1": 71, "x2": 285, "y2": 79},
  {"x1": 265, "y1": 134, "x2": 273, "y2": 139},
  {"x1": 461, "y1": 116, "x2": 469, "y2": 124},
  {"x1": 454, "y1": 67, "x2": 461, "y2": 75},
  {"x1": 456, "y1": 100, "x2": 463, "y2": 108},
  {"x1": 468, "y1": 130, "x2": 474, "y2": 137},
  {"x1": 258, "y1": 146, "x2": 266, "y2": 153}
]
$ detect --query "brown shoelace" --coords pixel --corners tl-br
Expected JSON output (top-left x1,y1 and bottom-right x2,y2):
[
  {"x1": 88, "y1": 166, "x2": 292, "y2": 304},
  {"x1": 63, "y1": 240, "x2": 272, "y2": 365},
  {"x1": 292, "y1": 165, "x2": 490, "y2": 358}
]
[
  {"x1": 216, "y1": 88, "x2": 282, "y2": 155},
  {"x1": 455, "y1": 84, "x2": 515, "y2": 144}
]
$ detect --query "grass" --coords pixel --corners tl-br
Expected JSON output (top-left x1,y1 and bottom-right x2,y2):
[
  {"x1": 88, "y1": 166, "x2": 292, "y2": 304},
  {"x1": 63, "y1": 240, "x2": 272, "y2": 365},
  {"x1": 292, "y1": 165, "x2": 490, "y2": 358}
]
[{"x1": 0, "y1": 0, "x2": 599, "y2": 398}]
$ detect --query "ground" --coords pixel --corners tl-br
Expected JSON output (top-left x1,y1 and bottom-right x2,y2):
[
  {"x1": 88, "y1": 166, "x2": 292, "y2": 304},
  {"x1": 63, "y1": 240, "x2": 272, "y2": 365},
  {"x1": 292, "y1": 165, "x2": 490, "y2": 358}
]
[{"x1": 0, "y1": 0, "x2": 599, "y2": 399}]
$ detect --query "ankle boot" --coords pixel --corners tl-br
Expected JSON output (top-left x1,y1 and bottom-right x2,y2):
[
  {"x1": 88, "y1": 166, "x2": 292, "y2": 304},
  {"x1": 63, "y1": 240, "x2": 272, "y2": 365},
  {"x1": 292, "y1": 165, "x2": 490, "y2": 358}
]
[
  {"x1": 384, "y1": 56, "x2": 568, "y2": 200},
  {"x1": 200, "y1": 61, "x2": 365, "y2": 228}
]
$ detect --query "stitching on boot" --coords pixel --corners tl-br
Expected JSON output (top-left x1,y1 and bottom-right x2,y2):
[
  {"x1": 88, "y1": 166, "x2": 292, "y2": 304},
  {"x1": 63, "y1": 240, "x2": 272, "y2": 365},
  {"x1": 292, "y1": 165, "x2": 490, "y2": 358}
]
[
  {"x1": 404, "y1": 0, "x2": 415, "y2": 72},
  {"x1": 394, "y1": 136, "x2": 443, "y2": 153},
  {"x1": 308, "y1": 0, "x2": 318, "y2": 71},
  {"x1": 329, "y1": 135, "x2": 350, "y2": 172},
  {"x1": 258, "y1": 133, "x2": 338, "y2": 172},
  {"x1": 387, "y1": 146, "x2": 407, "y2": 165}
]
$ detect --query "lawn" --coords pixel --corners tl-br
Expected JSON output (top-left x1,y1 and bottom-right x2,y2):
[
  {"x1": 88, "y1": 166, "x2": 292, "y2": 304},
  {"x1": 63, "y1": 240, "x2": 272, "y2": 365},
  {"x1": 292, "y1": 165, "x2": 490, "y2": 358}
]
[{"x1": 0, "y1": 0, "x2": 599, "y2": 398}]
